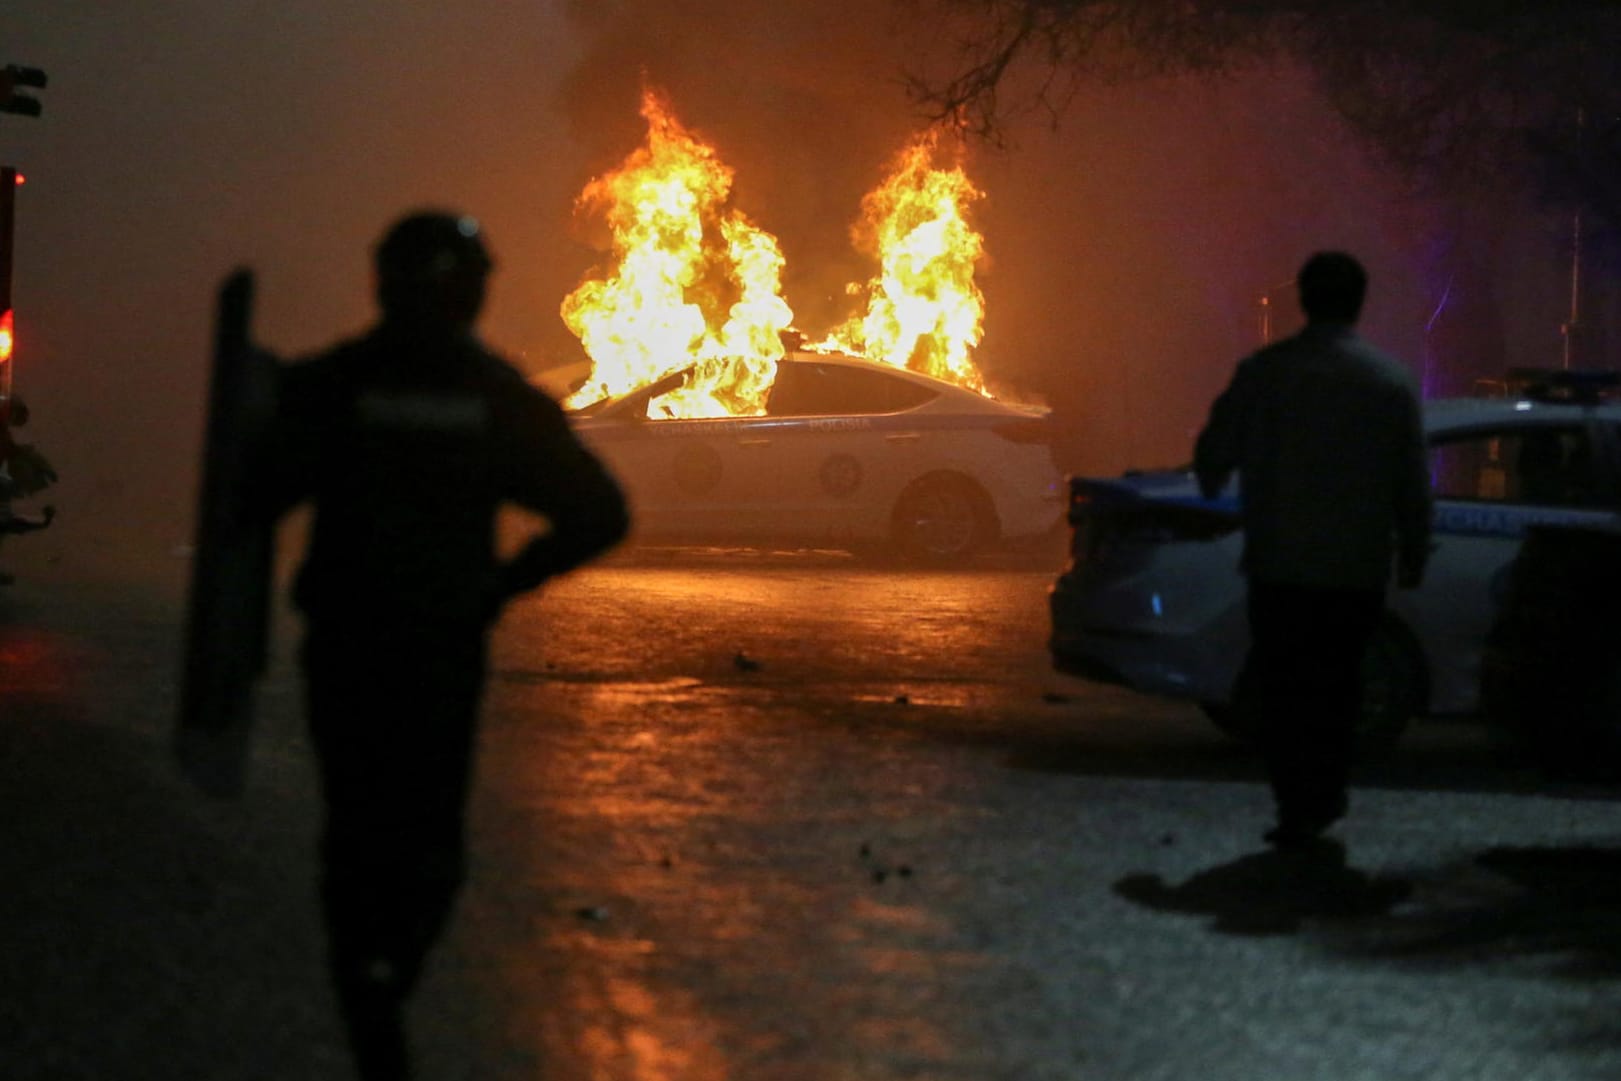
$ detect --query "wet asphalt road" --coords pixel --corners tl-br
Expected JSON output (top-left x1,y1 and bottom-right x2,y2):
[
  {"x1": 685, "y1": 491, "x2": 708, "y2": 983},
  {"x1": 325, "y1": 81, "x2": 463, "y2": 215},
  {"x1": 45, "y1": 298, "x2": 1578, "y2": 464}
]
[{"x1": 5, "y1": 544, "x2": 1621, "y2": 1080}]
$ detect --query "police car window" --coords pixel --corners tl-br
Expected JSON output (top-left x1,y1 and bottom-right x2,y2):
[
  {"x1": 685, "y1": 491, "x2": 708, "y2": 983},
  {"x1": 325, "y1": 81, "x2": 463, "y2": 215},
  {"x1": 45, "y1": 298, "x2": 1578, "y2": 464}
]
[
  {"x1": 1428, "y1": 427, "x2": 1602, "y2": 507},
  {"x1": 766, "y1": 364, "x2": 936, "y2": 416}
]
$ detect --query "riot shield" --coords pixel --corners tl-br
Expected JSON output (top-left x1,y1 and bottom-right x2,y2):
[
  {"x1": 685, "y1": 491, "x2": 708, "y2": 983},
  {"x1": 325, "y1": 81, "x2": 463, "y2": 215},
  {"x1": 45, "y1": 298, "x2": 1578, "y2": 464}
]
[{"x1": 176, "y1": 269, "x2": 278, "y2": 798}]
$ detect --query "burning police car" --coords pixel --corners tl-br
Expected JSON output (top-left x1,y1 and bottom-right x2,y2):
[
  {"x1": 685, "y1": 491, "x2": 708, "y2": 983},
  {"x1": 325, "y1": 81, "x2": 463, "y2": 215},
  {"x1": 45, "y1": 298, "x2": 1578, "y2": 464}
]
[
  {"x1": 1049, "y1": 373, "x2": 1621, "y2": 747},
  {"x1": 569, "y1": 351, "x2": 1064, "y2": 561}
]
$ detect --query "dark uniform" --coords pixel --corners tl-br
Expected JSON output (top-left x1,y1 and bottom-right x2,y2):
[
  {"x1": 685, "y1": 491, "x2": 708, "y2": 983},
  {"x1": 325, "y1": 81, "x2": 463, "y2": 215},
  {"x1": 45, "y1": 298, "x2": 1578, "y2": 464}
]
[{"x1": 254, "y1": 213, "x2": 628, "y2": 1080}]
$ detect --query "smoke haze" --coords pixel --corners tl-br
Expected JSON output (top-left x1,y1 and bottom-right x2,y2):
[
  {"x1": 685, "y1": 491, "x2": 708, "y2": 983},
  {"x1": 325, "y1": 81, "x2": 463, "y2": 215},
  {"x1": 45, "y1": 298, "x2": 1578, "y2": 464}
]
[{"x1": 5, "y1": 2, "x2": 1585, "y2": 584}]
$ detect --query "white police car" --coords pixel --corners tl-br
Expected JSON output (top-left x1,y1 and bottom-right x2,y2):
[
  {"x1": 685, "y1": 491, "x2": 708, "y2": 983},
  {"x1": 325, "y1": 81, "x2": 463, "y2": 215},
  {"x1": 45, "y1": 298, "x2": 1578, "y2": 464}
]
[
  {"x1": 1049, "y1": 372, "x2": 1621, "y2": 746},
  {"x1": 570, "y1": 351, "x2": 1064, "y2": 561}
]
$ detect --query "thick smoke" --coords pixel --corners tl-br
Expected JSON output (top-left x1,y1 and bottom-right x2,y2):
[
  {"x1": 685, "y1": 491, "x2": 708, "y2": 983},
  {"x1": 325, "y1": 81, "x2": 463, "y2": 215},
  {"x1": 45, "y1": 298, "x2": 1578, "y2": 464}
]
[
  {"x1": 4, "y1": 3, "x2": 1587, "y2": 584},
  {"x1": 556, "y1": 5, "x2": 1565, "y2": 472}
]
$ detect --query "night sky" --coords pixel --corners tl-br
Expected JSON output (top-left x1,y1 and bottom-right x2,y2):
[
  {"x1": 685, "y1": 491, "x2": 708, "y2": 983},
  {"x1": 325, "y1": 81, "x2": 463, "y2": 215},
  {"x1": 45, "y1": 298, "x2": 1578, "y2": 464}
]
[{"x1": 3, "y1": 2, "x2": 1584, "y2": 582}]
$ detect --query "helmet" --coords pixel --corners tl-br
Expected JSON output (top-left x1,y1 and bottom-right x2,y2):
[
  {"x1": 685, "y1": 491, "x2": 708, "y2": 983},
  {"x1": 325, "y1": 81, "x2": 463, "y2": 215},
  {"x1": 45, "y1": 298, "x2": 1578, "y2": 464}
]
[
  {"x1": 373, "y1": 211, "x2": 494, "y2": 326},
  {"x1": 375, "y1": 211, "x2": 493, "y2": 282}
]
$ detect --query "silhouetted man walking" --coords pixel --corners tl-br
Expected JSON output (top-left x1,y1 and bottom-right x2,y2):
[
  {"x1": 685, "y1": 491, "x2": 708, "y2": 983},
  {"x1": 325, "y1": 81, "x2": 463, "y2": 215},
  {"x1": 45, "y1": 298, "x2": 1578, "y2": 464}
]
[
  {"x1": 1194, "y1": 251, "x2": 1430, "y2": 847},
  {"x1": 254, "y1": 211, "x2": 629, "y2": 1079}
]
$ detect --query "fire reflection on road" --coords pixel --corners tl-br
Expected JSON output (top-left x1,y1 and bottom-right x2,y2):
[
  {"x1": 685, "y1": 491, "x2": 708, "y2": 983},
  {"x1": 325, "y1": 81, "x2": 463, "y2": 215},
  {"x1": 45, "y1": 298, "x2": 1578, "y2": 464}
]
[
  {"x1": 465, "y1": 561, "x2": 1054, "y2": 1079},
  {"x1": 0, "y1": 627, "x2": 74, "y2": 700},
  {"x1": 495, "y1": 562, "x2": 1055, "y2": 689}
]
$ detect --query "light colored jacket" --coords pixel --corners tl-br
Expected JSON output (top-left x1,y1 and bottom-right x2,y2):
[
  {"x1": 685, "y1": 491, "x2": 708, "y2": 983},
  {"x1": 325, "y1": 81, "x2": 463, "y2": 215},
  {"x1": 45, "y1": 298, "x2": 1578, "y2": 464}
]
[{"x1": 1194, "y1": 323, "x2": 1431, "y2": 589}]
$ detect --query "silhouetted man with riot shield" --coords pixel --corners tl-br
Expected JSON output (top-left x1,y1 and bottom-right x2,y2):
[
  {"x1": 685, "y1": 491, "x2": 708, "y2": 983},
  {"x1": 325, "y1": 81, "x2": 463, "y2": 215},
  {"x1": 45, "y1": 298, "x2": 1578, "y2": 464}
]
[{"x1": 253, "y1": 211, "x2": 628, "y2": 1079}]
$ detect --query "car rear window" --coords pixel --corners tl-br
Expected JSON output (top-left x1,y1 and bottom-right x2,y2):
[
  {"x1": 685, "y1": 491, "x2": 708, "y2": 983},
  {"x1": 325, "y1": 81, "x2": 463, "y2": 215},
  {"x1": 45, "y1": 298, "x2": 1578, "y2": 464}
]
[
  {"x1": 766, "y1": 363, "x2": 937, "y2": 416},
  {"x1": 1429, "y1": 425, "x2": 1605, "y2": 508}
]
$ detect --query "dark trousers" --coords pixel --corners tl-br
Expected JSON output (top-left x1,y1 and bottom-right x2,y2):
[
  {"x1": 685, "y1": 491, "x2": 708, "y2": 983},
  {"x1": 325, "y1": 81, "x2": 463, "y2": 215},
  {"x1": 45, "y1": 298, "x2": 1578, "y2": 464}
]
[
  {"x1": 1244, "y1": 581, "x2": 1384, "y2": 830},
  {"x1": 302, "y1": 622, "x2": 487, "y2": 1081}
]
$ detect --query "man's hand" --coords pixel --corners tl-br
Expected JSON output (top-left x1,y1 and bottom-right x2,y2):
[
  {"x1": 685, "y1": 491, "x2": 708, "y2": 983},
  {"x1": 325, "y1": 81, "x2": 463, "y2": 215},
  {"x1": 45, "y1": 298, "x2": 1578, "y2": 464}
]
[
  {"x1": 481, "y1": 577, "x2": 511, "y2": 625},
  {"x1": 1396, "y1": 542, "x2": 1436, "y2": 590}
]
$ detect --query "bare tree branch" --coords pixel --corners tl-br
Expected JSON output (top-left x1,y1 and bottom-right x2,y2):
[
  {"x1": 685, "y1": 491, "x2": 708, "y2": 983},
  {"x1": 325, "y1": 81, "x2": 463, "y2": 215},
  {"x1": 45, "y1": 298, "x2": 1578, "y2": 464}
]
[{"x1": 908, "y1": 0, "x2": 1621, "y2": 232}]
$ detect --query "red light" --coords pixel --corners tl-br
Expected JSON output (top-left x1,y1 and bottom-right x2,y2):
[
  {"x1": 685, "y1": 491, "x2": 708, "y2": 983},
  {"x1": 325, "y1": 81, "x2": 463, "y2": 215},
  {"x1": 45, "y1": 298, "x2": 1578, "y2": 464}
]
[
  {"x1": 0, "y1": 309, "x2": 13, "y2": 364},
  {"x1": 11, "y1": 173, "x2": 22, "y2": 186}
]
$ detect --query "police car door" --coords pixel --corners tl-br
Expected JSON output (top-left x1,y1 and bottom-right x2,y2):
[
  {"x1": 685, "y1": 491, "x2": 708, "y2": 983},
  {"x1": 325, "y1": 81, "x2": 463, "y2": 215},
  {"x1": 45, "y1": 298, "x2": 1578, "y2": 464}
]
[
  {"x1": 758, "y1": 362, "x2": 939, "y2": 546},
  {"x1": 1402, "y1": 421, "x2": 1621, "y2": 712},
  {"x1": 570, "y1": 370, "x2": 777, "y2": 544},
  {"x1": 594, "y1": 413, "x2": 786, "y2": 543}
]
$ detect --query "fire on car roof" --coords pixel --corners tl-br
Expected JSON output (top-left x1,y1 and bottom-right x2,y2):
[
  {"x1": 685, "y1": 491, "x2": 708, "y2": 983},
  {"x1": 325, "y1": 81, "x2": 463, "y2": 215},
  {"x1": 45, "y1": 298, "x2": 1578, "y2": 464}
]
[{"x1": 559, "y1": 87, "x2": 995, "y2": 418}]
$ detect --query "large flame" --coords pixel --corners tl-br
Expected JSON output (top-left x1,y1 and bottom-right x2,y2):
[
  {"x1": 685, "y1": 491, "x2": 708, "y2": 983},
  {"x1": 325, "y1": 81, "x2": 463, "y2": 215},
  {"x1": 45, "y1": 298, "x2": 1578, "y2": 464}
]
[
  {"x1": 814, "y1": 132, "x2": 987, "y2": 393},
  {"x1": 562, "y1": 90, "x2": 794, "y2": 418}
]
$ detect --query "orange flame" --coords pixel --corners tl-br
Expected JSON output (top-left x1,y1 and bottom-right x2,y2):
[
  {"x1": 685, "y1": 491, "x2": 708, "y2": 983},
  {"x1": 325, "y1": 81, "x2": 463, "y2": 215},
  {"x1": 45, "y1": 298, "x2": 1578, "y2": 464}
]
[
  {"x1": 562, "y1": 90, "x2": 794, "y2": 418},
  {"x1": 813, "y1": 132, "x2": 987, "y2": 393}
]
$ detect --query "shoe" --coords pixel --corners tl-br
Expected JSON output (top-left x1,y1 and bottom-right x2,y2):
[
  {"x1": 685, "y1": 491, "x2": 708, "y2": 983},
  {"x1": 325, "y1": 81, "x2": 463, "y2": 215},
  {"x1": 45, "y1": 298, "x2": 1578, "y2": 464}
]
[
  {"x1": 1264, "y1": 822, "x2": 1331, "y2": 848},
  {"x1": 1265, "y1": 808, "x2": 1346, "y2": 848},
  {"x1": 1265, "y1": 790, "x2": 1348, "y2": 848}
]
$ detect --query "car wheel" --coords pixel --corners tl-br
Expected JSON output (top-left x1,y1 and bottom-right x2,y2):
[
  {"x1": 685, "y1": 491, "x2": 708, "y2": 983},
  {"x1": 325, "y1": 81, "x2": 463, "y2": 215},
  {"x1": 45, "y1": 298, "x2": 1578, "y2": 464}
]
[
  {"x1": 1356, "y1": 618, "x2": 1425, "y2": 755},
  {"x1": 1200, "y1": 699, "x2": 1259, "y2": 741},
  {"x1": 890, "y1": 473, "x2": 996, "y2": 563},
  {"x1": 1199, "y1": 619, "x2": 1424, "y2": 755}
]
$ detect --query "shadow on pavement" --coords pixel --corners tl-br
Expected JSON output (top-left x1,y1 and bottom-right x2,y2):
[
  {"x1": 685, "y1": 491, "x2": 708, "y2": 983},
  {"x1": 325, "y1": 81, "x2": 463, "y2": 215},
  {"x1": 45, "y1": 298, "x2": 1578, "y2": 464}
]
[
  {"x1": 1316, "y1": 844, "x2": 1621, "y2": 1056},
  {"x1": 1322, "y1": 844, "x2": 1621, "y2": 977},
  {"x1": 1113, "y1": 839, "x2": 1414, "y2": 936},
  {"x1": 1121, "y1": 841, "x2": 1621, "y2": 1053},
  {"x1": 981, "y1": 718, "x2": 1621, "y2": 803}
]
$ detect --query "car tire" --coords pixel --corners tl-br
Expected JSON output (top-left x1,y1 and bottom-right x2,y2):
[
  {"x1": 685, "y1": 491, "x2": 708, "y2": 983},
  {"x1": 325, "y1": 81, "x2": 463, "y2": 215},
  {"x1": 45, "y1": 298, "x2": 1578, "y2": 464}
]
[
  {"x1": 1200, "y1": 699, "x2": 1258, "y2": 742},
  {"x1": 1356, "y1": 618, "x2": 1426, "y2": 755},
  {"x1": 890, "y1": 473, "x2": 996, "y2": 563},
  {"x1": 1199, "y1": 618, "x2": 1424, "y2": 755}
]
